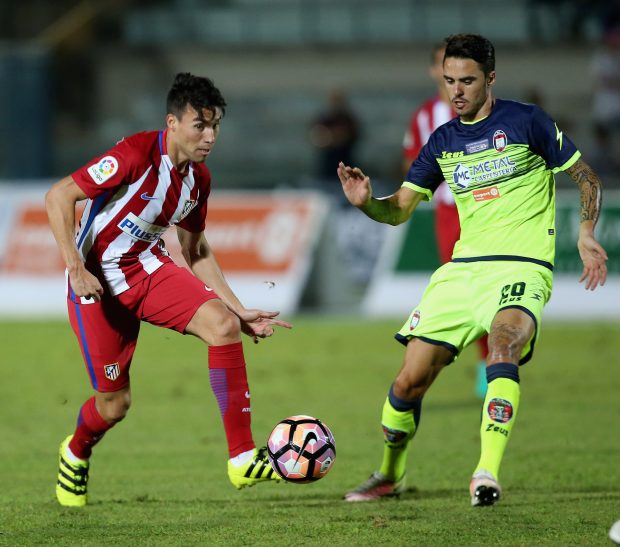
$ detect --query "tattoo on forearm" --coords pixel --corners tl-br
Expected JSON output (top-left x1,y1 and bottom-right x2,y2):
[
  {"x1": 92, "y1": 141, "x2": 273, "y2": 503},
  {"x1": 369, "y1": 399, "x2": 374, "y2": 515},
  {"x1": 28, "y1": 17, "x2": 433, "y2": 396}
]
[{"x1": 567, "y1": 160, "x2": 602, "y2": 225}]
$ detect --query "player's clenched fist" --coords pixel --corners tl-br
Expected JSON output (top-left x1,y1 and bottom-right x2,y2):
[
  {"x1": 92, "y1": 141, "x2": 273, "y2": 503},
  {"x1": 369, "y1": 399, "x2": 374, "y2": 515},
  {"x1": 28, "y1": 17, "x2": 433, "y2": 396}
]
[{"x1": 68, "y1": 265, "x2": 104, "y2": 301}]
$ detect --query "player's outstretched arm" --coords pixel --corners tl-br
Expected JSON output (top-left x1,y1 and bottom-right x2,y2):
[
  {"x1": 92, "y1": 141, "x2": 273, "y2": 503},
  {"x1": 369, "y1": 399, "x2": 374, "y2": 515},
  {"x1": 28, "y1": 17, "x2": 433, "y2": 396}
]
[
  {"x1": 337, "y1": 162, "x2": 424, "y2": 225},
  {"x1": 236, "y1": 309, "x2": 293, "y2": 342},
  {"x1": 177, "y1": 227, "x2": 292, "y2": 341},
  {"x1": 566, "y1": 159, "x2": 608, "y2": 290}
]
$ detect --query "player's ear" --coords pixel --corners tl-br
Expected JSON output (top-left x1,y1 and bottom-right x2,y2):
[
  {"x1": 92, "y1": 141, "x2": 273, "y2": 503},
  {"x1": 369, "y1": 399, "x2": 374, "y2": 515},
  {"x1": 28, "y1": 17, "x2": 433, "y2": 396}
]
[
  {"x1": 166, "y1": 113, "x2": 177, "y2": 131},
  {"x1": 487, "y1": 71, "x2": 496, "y2": 88}
]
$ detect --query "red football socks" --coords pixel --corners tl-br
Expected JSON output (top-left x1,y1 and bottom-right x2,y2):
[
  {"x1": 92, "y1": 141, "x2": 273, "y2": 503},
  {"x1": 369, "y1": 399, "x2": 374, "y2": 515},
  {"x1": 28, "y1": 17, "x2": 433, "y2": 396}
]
[
  {"x1": 68, "y1": 397, "x2": 113, "y2": 460},
  {"x1": 208, "y1": 342, "x2": 255, "y2": 458}
]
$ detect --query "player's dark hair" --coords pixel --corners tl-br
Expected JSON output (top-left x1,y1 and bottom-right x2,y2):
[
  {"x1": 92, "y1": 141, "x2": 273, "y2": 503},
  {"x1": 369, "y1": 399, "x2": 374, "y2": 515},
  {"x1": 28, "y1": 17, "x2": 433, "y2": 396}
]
[
  {"x1": 166, "y1": 73, "x2": 227, "y2": 118},
  {"x1": 444, "y1": 34, "x2": 495, "y2": 75}
]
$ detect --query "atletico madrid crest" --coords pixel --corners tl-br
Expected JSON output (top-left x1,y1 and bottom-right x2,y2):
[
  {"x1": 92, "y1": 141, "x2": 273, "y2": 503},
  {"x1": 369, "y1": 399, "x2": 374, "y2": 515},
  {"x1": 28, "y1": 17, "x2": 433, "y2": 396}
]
[{"x1": 104, "y1": 363, "x2": 120, "y2": 381}]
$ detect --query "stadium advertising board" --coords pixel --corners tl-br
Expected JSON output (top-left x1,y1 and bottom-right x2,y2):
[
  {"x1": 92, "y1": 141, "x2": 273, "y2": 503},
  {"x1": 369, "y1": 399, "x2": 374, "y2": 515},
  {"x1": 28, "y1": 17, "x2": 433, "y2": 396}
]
[
  {"x1": 0, "y1": 185, "x2": 328, "y2": 317},
  {"x1": 363, "y1": 192, "x2": 620, "y2": 318}
]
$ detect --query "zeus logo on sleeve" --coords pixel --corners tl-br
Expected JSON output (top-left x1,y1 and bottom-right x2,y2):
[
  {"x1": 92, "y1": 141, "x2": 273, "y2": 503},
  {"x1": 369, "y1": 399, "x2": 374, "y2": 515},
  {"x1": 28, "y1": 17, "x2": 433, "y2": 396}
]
[
  {"x1": 118, "y1": 212, "x2": 167, "y2": 243},
  {"x1": 87, "y1": 156, "x2": 119, "y2": 185}
]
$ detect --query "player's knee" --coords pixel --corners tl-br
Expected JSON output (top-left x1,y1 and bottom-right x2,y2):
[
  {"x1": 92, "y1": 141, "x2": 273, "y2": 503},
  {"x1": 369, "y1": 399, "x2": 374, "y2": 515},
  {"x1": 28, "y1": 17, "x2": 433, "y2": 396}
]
[
  {"x1": 488, "y1": 335, "x2": 527, "y2": 363},
  {"x1": 210, "y1": 310, "x2": 242, "y2": 343},
  {"x1": 98, "y1": 391, "x2": 131, "y2": 424},
  {"x1": 393, "y1": 374, "x2": 427, "y2": 400},
  {"x1": 487, "y1": 322, "x2": 532, "y2": 363}
]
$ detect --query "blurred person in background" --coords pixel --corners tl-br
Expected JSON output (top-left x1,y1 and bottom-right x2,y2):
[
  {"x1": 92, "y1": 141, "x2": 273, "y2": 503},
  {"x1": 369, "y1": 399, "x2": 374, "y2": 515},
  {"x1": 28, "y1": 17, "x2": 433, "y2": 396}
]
[
  {"x1": 338, "y1": 33, "x2": 608, "y2": 506},
  {"x1": 591, "y1": 25, "x2": 620, "y2": 133},
  {"x1": 45, "y1": 72, "x2": 291, "y2": 507},
  {"x1": 590, "y1": 25, "x2": 620, "y2": 188},
  {"x1": 310, "y1": 89, "x2": 361, "y2": 191},
  {"x1": 402, "y1": 41, "x2": 489, "y2": 399},
  {"x1": 587, "y1": 123, "x2": 620, "y2": 184},
  {"x1": 309, "y1": 89, "x2": 382, "y2": 289}
]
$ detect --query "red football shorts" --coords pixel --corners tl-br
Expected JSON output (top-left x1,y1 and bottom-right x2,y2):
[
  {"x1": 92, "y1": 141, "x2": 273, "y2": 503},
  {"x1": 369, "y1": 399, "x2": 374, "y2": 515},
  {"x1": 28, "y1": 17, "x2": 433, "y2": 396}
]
[
  {"x1": 67, "y1": 262, "x2": 219, "y2": 392},
  {"x1": 434, "y1": 202, "x2": 461, "y2": 264}
]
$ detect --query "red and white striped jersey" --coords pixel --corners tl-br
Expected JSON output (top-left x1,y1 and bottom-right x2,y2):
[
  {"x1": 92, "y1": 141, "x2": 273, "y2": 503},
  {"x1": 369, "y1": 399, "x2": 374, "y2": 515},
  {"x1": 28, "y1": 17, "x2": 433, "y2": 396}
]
[
  {"x1": 402, "y1": 95, "x2": 455, "y2": 205},
  {"x1": 72, "y1": 130, "x2": 210, "y2": 296}
]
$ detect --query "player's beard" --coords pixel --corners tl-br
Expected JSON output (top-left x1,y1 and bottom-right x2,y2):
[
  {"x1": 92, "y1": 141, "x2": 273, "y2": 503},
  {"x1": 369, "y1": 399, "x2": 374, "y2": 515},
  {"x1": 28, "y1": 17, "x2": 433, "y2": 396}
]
[{"x1": 457, "y1": 93, "x2": 489, "y2": 121}]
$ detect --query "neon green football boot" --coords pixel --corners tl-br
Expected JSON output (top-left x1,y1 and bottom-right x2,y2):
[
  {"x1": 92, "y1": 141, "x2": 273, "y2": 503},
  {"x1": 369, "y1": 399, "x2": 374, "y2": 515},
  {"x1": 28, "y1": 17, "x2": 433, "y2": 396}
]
[
  {"x1": 227, "y1": 446, "x2": 281, "y2": 489},
  {"x1": 56, "y1": 435, "x2": 89, "y2": 507}
]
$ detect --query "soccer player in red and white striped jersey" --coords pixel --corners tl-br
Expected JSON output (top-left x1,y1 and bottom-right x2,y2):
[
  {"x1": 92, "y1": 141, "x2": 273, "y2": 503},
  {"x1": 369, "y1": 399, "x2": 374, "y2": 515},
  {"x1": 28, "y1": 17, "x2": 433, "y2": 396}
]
[
  {"x1": 402, "y1": 43, "x2": 489, "y2": 399},
  {"x1": 46, "y1": 73, "x2": 291, "y2": 507}
]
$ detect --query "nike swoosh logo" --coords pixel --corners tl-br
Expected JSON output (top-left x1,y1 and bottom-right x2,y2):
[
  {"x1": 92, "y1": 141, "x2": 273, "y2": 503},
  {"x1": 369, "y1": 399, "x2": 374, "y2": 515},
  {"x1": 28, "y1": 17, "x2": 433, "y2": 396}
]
[
  {"x1": 245, "y1": 391, "x2": 251, "y2": 399},
  {"x1": 141, "y1": 192, "x2": 157, "y2": 201},
  {"x1": 294, "y1": 431, "x2": 317, "y2": 464}
]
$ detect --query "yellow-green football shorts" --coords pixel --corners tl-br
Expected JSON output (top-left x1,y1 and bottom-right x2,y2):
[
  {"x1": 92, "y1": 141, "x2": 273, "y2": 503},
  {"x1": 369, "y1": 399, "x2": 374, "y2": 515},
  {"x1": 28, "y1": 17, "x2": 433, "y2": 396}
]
[{"x1": 396, "y1": 260, "x2": 553, "y2": 365}]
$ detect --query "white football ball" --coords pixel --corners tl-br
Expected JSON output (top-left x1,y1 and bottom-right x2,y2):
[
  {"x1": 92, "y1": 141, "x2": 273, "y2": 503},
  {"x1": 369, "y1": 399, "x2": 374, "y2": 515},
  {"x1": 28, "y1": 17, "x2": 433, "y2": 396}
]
[{"x1": 267, "y1": 415, "x2": 336, "y2": 483}]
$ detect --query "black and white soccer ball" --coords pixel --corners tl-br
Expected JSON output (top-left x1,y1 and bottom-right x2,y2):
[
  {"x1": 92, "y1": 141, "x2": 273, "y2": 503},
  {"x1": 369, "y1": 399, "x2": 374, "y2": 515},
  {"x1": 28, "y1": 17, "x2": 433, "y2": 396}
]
[{"x1": 267, "y1": 415, "x2": 336, "y2": 483}]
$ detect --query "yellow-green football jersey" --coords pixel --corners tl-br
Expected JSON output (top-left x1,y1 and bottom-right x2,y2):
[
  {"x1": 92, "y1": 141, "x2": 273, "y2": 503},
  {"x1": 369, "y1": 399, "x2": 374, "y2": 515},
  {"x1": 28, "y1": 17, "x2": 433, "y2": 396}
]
[{"x1": 403, "y1": 99, "x2": 580, "y2": 269}]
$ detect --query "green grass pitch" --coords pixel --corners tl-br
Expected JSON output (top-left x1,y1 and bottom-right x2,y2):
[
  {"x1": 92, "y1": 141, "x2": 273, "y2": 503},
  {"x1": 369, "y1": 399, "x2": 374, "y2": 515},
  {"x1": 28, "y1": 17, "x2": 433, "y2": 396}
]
[{"x1": 0, "y1": 317, "x2": 619, "y2": 545}]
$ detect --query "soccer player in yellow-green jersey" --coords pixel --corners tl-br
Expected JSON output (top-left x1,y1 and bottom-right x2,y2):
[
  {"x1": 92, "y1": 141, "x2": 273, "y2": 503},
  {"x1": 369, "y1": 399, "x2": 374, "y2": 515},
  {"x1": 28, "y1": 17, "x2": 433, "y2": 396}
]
[{"x1": 338, "y1": 33, "x2": 608, "y2": 506}]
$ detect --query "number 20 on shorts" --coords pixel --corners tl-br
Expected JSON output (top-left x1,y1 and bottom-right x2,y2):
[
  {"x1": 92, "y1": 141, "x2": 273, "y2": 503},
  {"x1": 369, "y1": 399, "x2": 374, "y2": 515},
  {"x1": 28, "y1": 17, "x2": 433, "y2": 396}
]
[{"x1": 499, "y1": 281, "x2": 526, "y2": 305}]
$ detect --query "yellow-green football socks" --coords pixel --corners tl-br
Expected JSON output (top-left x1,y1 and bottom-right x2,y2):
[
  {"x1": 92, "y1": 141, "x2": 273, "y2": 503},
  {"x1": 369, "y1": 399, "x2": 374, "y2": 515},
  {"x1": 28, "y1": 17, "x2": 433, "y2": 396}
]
[
  {"x1": 474, "y1": 363, "x2": 521, "y2": 479},
  {"x1": 379, "y1": 384, "x2": 421, "y2": 481}
]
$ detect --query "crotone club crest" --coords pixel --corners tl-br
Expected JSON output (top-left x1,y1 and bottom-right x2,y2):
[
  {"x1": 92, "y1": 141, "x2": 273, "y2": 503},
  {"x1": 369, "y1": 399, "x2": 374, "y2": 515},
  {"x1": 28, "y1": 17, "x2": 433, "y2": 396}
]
[
  {"x1": 179, "y1": 199, "x2": 197, "y2": 220},
  {"x1": 493, "y1": 130, "x2": 507, "y2": 152},
  {"x1": 487, "y1": 398, "x2": 513, "y2": 423}
]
